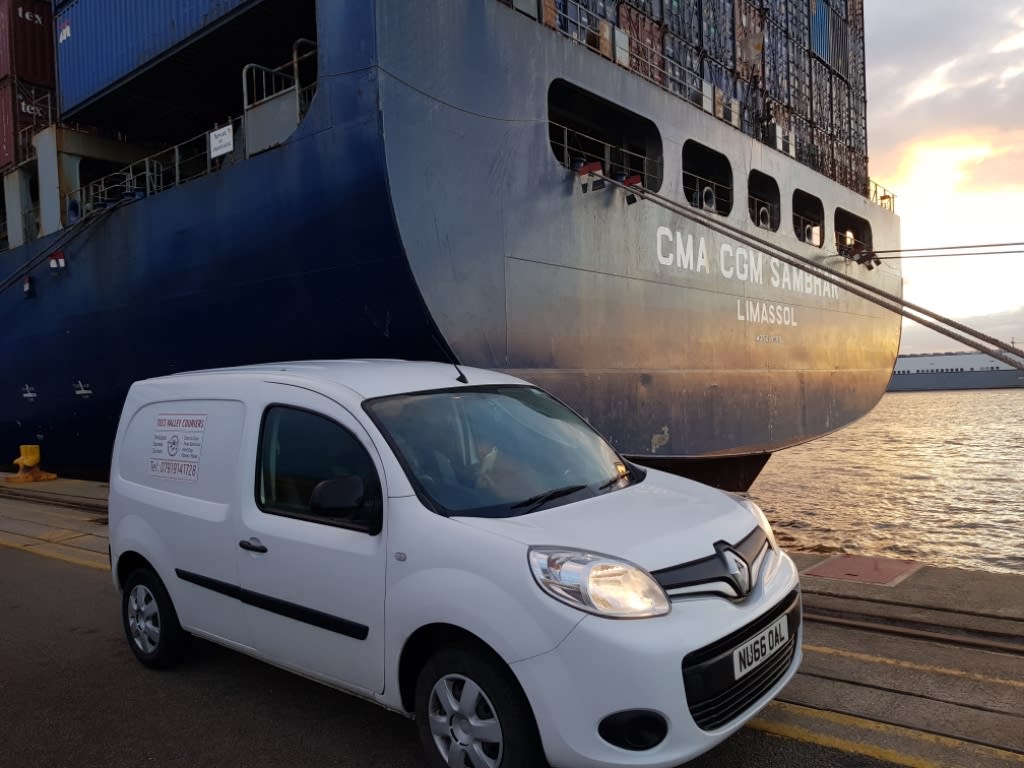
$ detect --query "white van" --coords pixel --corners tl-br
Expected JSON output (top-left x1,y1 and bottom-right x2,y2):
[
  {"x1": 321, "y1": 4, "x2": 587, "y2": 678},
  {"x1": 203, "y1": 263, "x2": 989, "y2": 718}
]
[{"x1": 109, "y1": 360, "x2": 802, "y2": 768}]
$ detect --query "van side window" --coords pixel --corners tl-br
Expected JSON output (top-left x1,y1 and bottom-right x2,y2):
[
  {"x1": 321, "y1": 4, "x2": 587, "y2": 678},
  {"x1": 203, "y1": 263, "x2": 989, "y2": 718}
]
[{"x1": 256, "y1": 406, "x2": 382, "y2": 534}]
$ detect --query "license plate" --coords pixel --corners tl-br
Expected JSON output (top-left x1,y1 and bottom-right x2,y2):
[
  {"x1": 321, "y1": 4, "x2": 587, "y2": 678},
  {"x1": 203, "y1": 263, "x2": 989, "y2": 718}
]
[{"x1": 732, "y1": 616, "x2": 789, "y2": 680}]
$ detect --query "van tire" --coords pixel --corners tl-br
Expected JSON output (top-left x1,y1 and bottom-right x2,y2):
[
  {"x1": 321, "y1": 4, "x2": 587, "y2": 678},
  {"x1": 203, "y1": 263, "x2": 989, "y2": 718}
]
[
  {"x1": 414, "y1": 646, "x2": 546, "y2": 768},
  {"x1": 122, "y1": 568, "x2": 186, "y2": 669}
]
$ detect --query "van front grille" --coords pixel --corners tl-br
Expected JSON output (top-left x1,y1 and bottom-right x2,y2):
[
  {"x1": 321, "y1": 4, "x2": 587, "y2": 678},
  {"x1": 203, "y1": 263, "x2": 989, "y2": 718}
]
[{"x1": 681, "y1": 590, "x2": 800, "y2": 731}]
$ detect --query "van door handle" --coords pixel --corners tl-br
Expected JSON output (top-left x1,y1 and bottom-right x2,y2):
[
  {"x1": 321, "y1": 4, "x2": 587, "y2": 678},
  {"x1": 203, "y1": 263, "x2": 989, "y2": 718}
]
[{"x1": 239, "y1": 538, "x2": 268, "y2": 554}]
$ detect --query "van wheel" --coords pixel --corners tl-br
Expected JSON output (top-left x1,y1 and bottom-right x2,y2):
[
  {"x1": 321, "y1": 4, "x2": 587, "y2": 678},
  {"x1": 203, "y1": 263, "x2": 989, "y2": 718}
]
[
  {"x1": 414, "y1": 646, "x2": 546, "y2": 768},
  {"x1": 122, "y1": 568, "x2": 186, "y2": 669}
]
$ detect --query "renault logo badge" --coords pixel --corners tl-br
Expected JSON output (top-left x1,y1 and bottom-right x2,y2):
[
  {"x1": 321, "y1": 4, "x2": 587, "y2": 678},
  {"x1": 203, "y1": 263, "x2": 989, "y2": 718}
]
[{"x1": 716, "y1": 544, "x2": 752, "y2": 597}]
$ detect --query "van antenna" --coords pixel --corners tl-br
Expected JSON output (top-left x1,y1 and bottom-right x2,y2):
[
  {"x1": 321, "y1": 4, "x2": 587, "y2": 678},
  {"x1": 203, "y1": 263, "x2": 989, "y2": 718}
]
[{"x1": 454, "y1": 363, "x2": 468, "y2": 384}]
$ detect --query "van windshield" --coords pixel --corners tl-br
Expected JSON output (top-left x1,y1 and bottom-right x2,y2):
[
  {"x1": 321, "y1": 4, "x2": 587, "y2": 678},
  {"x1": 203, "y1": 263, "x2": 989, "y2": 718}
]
[{"x1": 364, "y1": 386, "x2": 635, "y2": 517}]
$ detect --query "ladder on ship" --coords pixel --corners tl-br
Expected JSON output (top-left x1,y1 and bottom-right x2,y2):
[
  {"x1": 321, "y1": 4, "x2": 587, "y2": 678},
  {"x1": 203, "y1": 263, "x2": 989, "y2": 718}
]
[{"x1": 564, "y1": 143, "x2": 1024, "y2": 372}]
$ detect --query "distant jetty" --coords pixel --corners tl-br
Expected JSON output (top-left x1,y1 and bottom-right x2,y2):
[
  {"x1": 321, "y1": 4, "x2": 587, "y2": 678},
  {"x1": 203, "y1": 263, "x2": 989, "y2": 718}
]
[{"x1": 889, "y1": 351, "x2": 1024, "y2": 391}]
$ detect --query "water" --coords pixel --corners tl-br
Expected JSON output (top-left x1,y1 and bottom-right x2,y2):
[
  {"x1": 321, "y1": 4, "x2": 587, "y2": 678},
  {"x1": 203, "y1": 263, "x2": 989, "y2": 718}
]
[{"x1": 749, "y1": 390, "x2": 1024, "y2": 575}]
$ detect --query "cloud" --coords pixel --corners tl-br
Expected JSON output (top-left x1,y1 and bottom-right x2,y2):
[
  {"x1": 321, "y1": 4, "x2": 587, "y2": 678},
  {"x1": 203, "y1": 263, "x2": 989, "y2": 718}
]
[
  {"x1": 902, "y1": 59, "x2": 963, "y2": 107},
  {"x1": 992, "y1": 27, "x2": 1024, "y2": 54},
  {"x1": 966, "y1": 141, "x2": 1024, "y2": 189},
  {"x1": 899, "y1": 307, "x2": 1024, "y2": 354},
  {"x1": 865, "y1": 0, "x2": 1024, "y2": 170},
  {"x1": 862, "y1": 2, "x2": 1024, "y2": 327},
  {"x1": 879, "y1": 130, "x2": 1024, "y2": 196}
]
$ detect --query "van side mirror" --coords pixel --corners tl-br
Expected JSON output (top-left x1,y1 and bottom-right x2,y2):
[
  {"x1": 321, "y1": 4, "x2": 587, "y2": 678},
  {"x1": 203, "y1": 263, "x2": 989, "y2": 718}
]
[{"x1": 310, "y1": 475, "x2": 365, "y2": 514}]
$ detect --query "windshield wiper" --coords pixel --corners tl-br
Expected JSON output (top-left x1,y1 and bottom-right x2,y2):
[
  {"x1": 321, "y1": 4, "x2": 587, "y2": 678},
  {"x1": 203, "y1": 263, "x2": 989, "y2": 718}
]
[
  {"x1": 597, "y1": 475, "x2": 623, "y2": 491},
  {"x1": 510, "y1": 484, "x2": 587, "y2": 514}
]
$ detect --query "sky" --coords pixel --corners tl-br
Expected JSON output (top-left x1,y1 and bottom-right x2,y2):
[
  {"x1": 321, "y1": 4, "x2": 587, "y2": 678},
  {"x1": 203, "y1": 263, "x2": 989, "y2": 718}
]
[{"x1": 863, "y1": 0, "x2": 1024, "y2": 353}]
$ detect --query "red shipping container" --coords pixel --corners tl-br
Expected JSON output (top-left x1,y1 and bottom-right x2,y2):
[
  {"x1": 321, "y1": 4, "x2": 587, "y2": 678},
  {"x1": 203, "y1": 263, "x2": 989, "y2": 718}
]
[
  {"x1": 0, "y1": 77, "x2": 54, "y2": 170},
  {"x1": 0, "y1": 0, "x2": 56, "y2": 88},
  {"x1": 618, "y1": 4, "x2": 665, "y2": 85}
]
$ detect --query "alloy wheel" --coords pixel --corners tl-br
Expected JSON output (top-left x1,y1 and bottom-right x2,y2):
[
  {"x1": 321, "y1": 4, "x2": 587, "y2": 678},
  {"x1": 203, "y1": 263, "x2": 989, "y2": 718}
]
[
  {"x1": 127, "y1": 583, "x2": 161, "y2": 654},
  {"x1": 427, "y1": 673, "x2": 503, "y2": 768}
]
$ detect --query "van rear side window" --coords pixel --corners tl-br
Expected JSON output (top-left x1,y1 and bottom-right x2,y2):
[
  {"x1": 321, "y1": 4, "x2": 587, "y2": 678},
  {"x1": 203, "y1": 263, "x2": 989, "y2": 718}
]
[{"x1": 256, "y1": 406, "x2": 382, "y2": 533}]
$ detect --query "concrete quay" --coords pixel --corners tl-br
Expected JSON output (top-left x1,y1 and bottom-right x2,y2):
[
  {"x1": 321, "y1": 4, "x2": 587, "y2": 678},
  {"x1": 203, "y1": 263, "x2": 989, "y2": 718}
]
[
  {"x1": 1, "y1": 477, "x2": 1021, "y2": 768},
  {"x1": 0, "y1": 476, "x2": 110, "y2": 569}
]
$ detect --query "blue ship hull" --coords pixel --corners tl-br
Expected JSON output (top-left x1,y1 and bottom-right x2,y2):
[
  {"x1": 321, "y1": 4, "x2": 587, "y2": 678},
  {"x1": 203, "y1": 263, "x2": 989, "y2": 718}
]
[{"x1": 0, "y1": 0, "x2": 902, "y2": 488}]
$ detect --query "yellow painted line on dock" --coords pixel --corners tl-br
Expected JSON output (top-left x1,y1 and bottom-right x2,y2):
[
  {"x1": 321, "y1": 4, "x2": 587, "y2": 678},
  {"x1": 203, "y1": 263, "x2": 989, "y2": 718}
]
[
  {"x1": 38, "y1": 529, "x2": 86, "y2": 543},
  {"x1": 805, "y1": 643, "x2": 1024, "y2": 689},
  {"x1": 752, "y1": 701, "x2": 1024, "y2": 766},
  {"x1": 0, "y1": 532, "x2": 110, "y2": 572},
  {"x1": 749, "y1": 718, "x2": 941, "y2": 768}
]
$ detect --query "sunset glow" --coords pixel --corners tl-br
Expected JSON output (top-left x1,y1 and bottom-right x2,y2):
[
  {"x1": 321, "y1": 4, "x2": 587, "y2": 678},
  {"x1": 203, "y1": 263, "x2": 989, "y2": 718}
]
[
  {"x1": 878, "y1": 135, "x2": 1024, "y2": 319},
  {"x1": 865, "y1": 0, "x2": 1024, "y2": 348}
]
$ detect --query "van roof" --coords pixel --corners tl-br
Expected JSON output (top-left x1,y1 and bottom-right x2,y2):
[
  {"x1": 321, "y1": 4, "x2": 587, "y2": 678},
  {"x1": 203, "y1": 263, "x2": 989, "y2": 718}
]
[{"x1": 138, "y1": 359, "x2": 527, "y2": 399}]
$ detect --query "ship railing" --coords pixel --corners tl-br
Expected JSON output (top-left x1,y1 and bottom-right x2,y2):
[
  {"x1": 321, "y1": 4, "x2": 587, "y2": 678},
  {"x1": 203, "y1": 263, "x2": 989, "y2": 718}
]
[
  {"x1": 55, "y1": 41, "x2": 316, "y2": 227},
  {"x1": 71, "y1": 159, "x2": 171, "y2": 215},
  {"x1": 63, "y1": 44, "x2": 317, "y2": 223},
  {"x1": 539, "y1": 0, "x2": 897, "y2": 212},
  {"x1": 242, "y1": 41, "x2": 318, "y2": 158},
  {"x1": 793, "y1": 212, "x2": 823, "y2": 247},
  {"x1": 63, "y1": 116, "x2": 246, "y2": 224},
  {"x1": 549, "y1": 120, "x2": 663, "y2": 189},
  {"x1": 243, "y1": 40, "x2": 318, "y2": 118},
  {"x1": 550, "y1": 0, "x2": 703, "y2": 104},
  {"x1": 243, "y1": 63, "x2": 296, "y2": 111},
  {"x1": 869, "y1": 180, "x2": 896, "y2": 212},
  {"x1": 682, "y1": 170, "x2": 733, "y2": 215}
]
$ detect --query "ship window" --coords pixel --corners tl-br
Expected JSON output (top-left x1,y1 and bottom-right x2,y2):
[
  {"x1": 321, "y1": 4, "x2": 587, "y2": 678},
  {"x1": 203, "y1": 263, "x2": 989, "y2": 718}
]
[
  {"x1": 548, "y1": 79, "x2": 664, "y2": 192},
  {"x1": 683, "y1": 141, "x2": 732, "y2": 216},
  {"x1": 748, "y1": 170, "x2": 780, "y2": 231},
  {"x1": 835, "y1": 208, "x2": 872, "y2": 256},
  {"x1": 793, "y1": 189, "x2": 824, "y2": 247}
]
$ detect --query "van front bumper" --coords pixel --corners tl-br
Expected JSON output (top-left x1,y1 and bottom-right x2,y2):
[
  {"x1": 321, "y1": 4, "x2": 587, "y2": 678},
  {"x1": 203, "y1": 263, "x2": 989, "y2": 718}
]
[{"x1": 511, "y1": 551, "x2": 802, "y2": 768}]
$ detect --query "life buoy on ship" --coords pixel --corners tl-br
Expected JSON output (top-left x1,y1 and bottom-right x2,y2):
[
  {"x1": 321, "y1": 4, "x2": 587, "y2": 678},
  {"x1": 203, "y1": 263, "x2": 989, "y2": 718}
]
[
  {"x1": 803, "y1": 224, "x2": 814, "y2": 244},
  {"x1": 758, "y1": 206, "x2": 770, "y2": 229},
  {"x1": 702, "y1": 185, "x2": 716, "y2": 211}
]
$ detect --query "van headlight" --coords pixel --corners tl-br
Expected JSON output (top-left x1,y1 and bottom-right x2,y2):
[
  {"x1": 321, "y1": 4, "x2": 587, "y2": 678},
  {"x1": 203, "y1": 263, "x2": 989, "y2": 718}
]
[{"x1": 528, "y1": 548, "x2": 670, "y2": 618}]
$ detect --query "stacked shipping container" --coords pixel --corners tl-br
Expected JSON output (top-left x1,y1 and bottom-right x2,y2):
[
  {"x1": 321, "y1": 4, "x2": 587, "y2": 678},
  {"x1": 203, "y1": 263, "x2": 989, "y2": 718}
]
[
  {"x1": 618, "y1": 4, "x2": 666, "y2": 84},
  {"x1": 54, "y1": 0, "x2": 254, "y2": 116},
  {"x1": 791, "y1": 0, "x2": 868, "y2": 192},
  {"x1": 0, "y1": 0, "x2": 56, "y2": 170},
  {"x1": 544, "y1": 0, "x2": 870, "y2": 195},
  {"x1": 9, "y1": 0, "x2": 873, "y2": 194}
]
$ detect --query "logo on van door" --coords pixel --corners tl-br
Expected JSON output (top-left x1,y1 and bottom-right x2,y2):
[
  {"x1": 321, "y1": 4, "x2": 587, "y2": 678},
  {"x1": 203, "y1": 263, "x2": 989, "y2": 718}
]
[{"x1": 150, "y1": 413, "x2": 207, "y2": 482}]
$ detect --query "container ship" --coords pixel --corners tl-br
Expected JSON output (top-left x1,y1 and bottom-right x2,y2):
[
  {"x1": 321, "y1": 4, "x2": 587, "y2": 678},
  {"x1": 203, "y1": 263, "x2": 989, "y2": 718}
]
[
  {"x1": 889, "y1": 351, "x2": 1024, "y2": 392},
  {"x1": 0, "y1": 0, "x2": 901, "y2": 489}
]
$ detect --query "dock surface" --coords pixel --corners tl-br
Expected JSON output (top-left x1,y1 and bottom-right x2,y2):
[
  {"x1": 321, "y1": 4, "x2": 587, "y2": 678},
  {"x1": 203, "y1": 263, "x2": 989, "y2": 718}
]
[{"x1": 1, "y1": 477, "x2": 1022, "y2": 767}]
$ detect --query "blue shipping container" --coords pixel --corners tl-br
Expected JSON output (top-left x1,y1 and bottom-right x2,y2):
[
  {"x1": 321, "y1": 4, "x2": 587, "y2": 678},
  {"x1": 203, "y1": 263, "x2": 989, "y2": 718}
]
[{"x1": 56, "y1": 0, "x2": 255, "y2": 115}]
